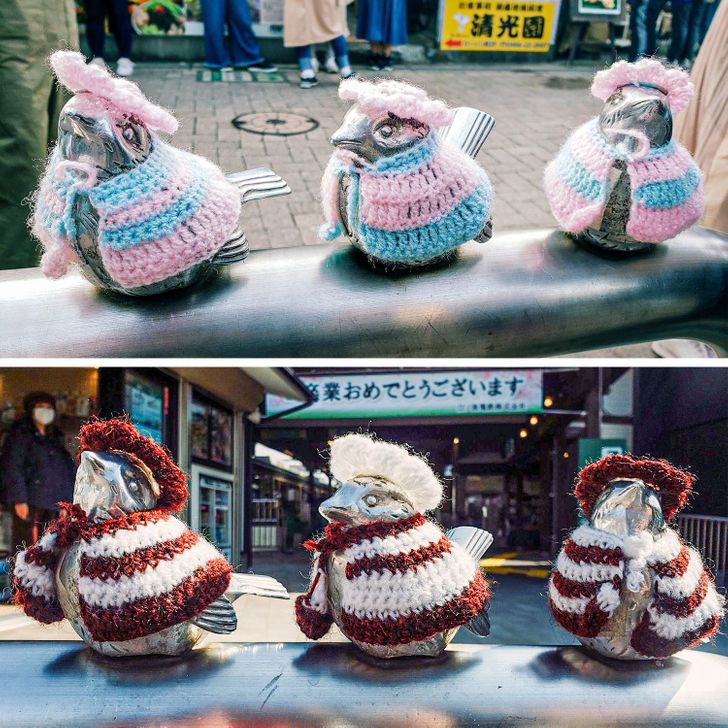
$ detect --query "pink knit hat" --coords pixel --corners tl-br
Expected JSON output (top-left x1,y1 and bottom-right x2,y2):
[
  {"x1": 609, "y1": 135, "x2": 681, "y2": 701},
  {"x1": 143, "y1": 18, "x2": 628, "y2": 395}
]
[
  {"x1": 591, "y1": 58, "x2": 694, "y2": 114},
  {"x1": 50, "y1": 50, "x2": 178, "y2": 133},
  {"x1": 339, "y1": 78, "x2": 453, "y2": 127}
]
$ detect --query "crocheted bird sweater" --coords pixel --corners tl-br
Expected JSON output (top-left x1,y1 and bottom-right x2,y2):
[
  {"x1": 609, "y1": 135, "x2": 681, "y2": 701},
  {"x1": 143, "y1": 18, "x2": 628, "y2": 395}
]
[
  {"x1": 548, "y1": 523, "x2": 724, "y2": 658},
  {"x1": 33, "y1": 140, "x2": 241, "y2": 288},
  {"x1": 295, "y1": 513, "x2": 490, "y2": 646},
  {"x1": 320, "y1": 134, "x2": 493, "y2": 265},
  {"x1": 544, "y1": 118, "x2": 703, "y2": 243},
  {"x1": 12, "y1": 505, "x2": 231, "y2": 642}
]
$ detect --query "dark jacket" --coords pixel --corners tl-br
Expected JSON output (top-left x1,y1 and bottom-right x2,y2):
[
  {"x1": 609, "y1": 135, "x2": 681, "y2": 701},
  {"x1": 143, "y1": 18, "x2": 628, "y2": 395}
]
[{"x1": 0, "y1": 418, "x2": 75, "y2": 510}]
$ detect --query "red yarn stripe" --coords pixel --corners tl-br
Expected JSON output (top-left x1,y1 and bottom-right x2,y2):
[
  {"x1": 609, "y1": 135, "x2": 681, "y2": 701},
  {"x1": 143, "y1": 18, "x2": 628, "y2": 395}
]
[
  {"x1": 295, "y1": 595, "x2": 335, "y2": 640},
  {"x1": 75, "y1": 509, "x2": 171, "y2": 541},
  {"x1": 23, "y1": 545, "x2": 58, "y2": 570},
  {"x1": 548, "y1": 595, "x2": 611, "y2": 638},
  {"x1": 563, "y1": 539, "x2": 623, "y2": 566},
  {"x1": 345, "y1": 536, "x2": 452, "y2": 579},
  {"x1": 78, "y1": 557, "x2": 231, "y2": 642},
  {"x1": 339, "y1": 570, "x2": 490, "y2": 646},
  {"x1": 12, "y1": 588, "x2": 64, "y2": 624},
  {"x1": 550, "y1": 570, "x2": 600, "y2": 599},
  {"x1": 651, "y1": 569, "x2": 710, "y2": 617},
  {"x1": 80, "y1": 530, "x2": 200, "y2": 580},
  {"x1": 651, "y1": 544, "x2": 690, "y2": 578},
  {"x1": 630, "y1": 610, "x2": 721, "y2": 658}
]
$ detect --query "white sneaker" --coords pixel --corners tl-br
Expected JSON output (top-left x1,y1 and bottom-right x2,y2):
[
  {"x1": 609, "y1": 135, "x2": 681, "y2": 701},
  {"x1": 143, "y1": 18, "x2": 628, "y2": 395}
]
[
  {"x1": 324, "y1": 56, "x2": 339, "y2": 74},
  {"x1": 89, "y1": 57, "x2": 106, "y2": 68},
  {"x1": 116, "y1": 57, "x2": 135, "y2": 77},
  {"x1": 311, "y1": 57, "x2": 320, "y2": 74}
]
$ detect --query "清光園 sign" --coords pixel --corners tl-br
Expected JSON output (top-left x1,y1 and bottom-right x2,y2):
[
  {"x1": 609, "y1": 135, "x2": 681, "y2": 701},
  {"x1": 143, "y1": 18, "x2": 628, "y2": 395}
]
[
  {"x1": 266, "y1": 370, "x2": 543, "y2": 419},
  {"x1": 439, "y1": 0, "x2": 559, "y2": 52}
]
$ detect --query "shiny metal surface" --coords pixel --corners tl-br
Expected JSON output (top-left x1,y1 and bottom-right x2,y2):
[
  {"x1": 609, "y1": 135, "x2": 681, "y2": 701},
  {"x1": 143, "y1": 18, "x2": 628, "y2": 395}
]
[
  {"x1": 1, "y1": 226, "x2": 726, "y2": 357},
  {"x1": 0, "y1": 641, "x2": 726, "y2": 727}
]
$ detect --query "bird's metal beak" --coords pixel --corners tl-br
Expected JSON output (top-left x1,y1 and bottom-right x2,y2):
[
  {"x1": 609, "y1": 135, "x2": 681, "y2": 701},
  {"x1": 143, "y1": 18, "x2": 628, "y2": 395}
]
[
  {"x1": 330, "y1": 110, "x2": 370, "y2": 154},
  {"x1": 319, "y1": 485, "x2": 358, "y2": 524},
  {"x1": 591, "y1": 478, "x2": 664, "y2": 536}
]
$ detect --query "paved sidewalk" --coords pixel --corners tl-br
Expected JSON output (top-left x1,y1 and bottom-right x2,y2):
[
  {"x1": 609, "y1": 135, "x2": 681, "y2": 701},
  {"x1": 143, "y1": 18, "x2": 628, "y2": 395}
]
[{"x1": 132, "y1": 63, "x2": 601, "y2": 251}]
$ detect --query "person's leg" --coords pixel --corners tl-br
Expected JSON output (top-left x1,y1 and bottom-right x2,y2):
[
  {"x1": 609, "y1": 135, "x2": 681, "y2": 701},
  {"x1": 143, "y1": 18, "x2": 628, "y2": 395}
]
[
  {"x1": 201, "y1": 0, "x2": 229, "y2": 67},
  {"x1": 84, "y1": 0, "x2": 107, "y2": 59},
  {"x1": 108, "y1": 0, "x2": 132, "y2": 58},
  {"x1": 684, "y1": 0, "x2": 705, "y2": 59},
  {"x1": 226, "y1": 0, "x2": 265, "y2": 67},
  {"x1": 698, "y1": 0, "x2": 718, "y2": 42},
  {"x1": 644, "y1": 0, "x2": 667, "y2": 56},
  {"x1": 329, "y1": 35, "x2": 353, "y2": 77},
  {"x1": 667, "y1": 1, "x2": 690, "y2": 62},
  {"x1": 297, "y1": 45, "x2": 319, "y2": 88}
]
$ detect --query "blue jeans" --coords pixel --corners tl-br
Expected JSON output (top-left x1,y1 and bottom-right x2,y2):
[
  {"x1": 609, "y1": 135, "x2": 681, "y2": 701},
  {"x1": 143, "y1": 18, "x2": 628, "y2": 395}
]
[
  {"x1": 201, "y1": 0, "x2": 263, "y2": 68},
  {"x1": 295, "y1": 35, "x2": 349, "y2": 71},
  {"x1": 643, "y1": 0, "x2": 693, "y2": 61},
  {"x1": 629, "y1": 0, "x2": 652, "y2": 60}
]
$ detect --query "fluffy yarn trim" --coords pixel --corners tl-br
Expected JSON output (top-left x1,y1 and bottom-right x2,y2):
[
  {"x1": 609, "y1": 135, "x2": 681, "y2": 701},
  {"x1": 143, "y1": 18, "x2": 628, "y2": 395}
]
[
  {"x1": 339, "y1": 78, "x2": 453, "y2": 127},
  {"x1": 591, "y1": 59, "x2": 694, "y2": 115},
  {"x1": 576, "y1": 454, "x2": 694, "y2": 522},
  {"x1": 330, "y1": 434, "x2": 442, "y2": 512},
  {"x1": 79, "y1": 417, "x2": 188, "y2": 513},
  {"x1": 50, "y1": 50, "x2": 178, "y2": 134}
]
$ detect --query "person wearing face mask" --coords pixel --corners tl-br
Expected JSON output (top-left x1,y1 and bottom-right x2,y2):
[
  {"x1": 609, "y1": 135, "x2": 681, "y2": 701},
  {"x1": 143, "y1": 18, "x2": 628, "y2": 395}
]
[{"x1": 0, "y1": 392, "x2": 75, "y2": 552}]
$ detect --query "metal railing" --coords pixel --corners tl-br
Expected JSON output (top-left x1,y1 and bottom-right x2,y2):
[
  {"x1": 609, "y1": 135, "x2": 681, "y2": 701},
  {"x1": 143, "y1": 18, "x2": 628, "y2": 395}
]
[
  {"x1": 0, "y1": 226, "x2": 726, "y2": 357},
  {"x1": 677, "y1": 514, "x2": 728, "y2": 586}
]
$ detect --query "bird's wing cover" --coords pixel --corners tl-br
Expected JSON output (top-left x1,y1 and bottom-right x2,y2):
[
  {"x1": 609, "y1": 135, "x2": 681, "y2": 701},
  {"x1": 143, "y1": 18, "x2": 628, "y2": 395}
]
[{"x1": 446, "y1": 526, "x2": 494, "y2": 562}]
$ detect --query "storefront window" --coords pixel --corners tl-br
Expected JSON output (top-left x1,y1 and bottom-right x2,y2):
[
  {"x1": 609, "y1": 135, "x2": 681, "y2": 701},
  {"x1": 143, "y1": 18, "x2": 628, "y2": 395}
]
[{"x1": 190, "y1": 391, "x2": 233, "y2": 470}]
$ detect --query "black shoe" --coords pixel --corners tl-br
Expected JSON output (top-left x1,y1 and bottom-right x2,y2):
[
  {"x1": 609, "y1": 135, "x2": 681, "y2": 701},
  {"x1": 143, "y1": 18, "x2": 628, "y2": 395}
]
[
  {"x1": 299, "y1": 74, "x2": 319, "y2": 89},
  {"x1": 244, "y1": 60, "x2": 278, "y2": 73},
  {"x1": 381, "y1": 55, "x2": 393, "y2": 71},
  {"x1": 368, "y1": 52, "x2": 383, "y2": 70}
]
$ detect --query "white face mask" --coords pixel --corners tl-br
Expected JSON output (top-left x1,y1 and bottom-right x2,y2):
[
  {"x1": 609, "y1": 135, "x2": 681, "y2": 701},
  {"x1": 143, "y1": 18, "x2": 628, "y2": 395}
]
[{"x1": 33, "y1": 407, "x2": 55, "y2": 426}]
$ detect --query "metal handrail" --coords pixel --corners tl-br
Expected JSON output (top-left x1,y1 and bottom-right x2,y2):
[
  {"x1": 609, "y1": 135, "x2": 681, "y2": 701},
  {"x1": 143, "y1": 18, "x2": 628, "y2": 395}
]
[
  {"x1": 0, "y1": 226, "x2": 726, "y2": 357},
  {"x1": 677, "y1": 514, "x2": 728, "y2": 586},
  {"x1": 0, "y1": 641, "x2": 726, "y2": 726}
]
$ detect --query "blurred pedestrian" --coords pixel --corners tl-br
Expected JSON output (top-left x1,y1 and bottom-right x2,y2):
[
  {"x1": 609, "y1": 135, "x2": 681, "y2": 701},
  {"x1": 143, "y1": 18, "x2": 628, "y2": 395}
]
[
  {"x1": 201, "y1": 0, "x2": 277, "y2": 71},
  {"x1": 628, "y1": 0, "x2": 652, "y2": 60},
  {"x1": 643, "y1": 0, "x2": 704, "y2": 64},
  {"x1": 84, "y1": 0, "x2": 135, "y2": 76},
  {"x1": 0, "y1": 393, "x2": 75, "y2": 552},
  {"x1": 0, "y1": 0, "x2": 78, "y2": 271},
  {"x1": 284, "y1": 0, "x2": 354, "y2": 89},
  {"x1": 357, "y1": 0, "x2": 407, "y2": 71}
]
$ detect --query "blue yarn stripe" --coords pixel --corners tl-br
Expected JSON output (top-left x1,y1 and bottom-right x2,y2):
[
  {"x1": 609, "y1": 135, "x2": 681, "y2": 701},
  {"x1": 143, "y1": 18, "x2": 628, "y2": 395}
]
[
  {"x1": 633, "y1": 166, "x2": 700, "y2": 209},
  {"x1": 91, "y1": 142, "x2": 178, "y2": 214},
  {"x1": 357, "y1": 183, "x2": 491, "y2": 263},
  {"x1": 99, "y1": 167, "x2": 209, "y2": 250},
  {"x1": 370, "y1": 134, "x2": 438, "y2": 175},
  {"x1": 556, "y1": 138, "x2": 606, "y2": 202}
]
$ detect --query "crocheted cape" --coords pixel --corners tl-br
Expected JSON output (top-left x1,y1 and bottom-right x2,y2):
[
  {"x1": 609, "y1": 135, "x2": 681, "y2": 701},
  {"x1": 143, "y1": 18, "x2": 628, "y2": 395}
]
[
  {"x1": 544, "y1": 118, "x2": 703, "y2": 243},
  {"x1": 548, "y1": 523, "x2": 724, "y2": 658},
  {"x1": 12, "y1": 506, "x2": 231, "y2": 642},
  {"x1": 33, "y1": 140, "x2": 241, "y2": 288},
  {"x1": 295, "y1": 513, "x2": 490, "y2": 646},
  {"x1": 320, "y1": 134, "x2": 493, "y2": 265}
]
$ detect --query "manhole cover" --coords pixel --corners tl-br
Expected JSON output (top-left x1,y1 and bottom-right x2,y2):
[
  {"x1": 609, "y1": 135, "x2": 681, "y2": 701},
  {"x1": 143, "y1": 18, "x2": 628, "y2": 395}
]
[{"x1": 232, "y1": 112, "x2": 319, "y2": 137}]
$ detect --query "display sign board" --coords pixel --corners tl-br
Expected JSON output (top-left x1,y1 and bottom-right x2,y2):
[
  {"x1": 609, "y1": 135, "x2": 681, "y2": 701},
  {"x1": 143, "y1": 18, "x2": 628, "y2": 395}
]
[
  {"x1": 266, "y1": 370, "x2": 543, "y2": 420},
  {"x1": 439, "y1": 0, "x2": 560, "y2": 52},
  {"x1": 578, "y1": 438, "x2": 627, "y2": 468},
  {"x1": 569, "y1": 0, "x2": 625, "y2": 22}
]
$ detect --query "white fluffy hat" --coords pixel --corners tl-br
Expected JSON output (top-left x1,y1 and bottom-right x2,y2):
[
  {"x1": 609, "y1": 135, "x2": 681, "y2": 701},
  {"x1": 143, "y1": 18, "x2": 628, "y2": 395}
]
[{"x1": 329, "y1": 433, "x2": 443, "y2": 512}]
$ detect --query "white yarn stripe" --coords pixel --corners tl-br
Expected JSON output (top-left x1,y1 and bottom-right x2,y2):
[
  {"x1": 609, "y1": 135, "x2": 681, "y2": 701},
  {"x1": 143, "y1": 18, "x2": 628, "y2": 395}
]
[
  {"x1": 13, "y1": 552, "x2": 55, "y2": 598},
  {"x1": 37, "y1": 531, "x2": 58, "y2": 551},
  {"x1": 340, "y1": 521, "x2": 443, "y2": 563},
  {"x1": 548, "y1": 579, "x2": 589, "y2": 614},
  {"x1": 82, "y1": 516, "x2": 188, "y2": 558},
  {"x1": 309, "y1": 557, "x2": 329, "y2": 614},
  {"x1": 570, "y1": 524, "x2": 624, "y2": 551},
  {"x1": 646, "y1": 527, "x2": 682, "y2": 565},
  {"x1": 654, "y1": 547, "x2": 705, "y2": 599},
  {"x1": 596, "y1": 582, "x2": 621, "y2": 614},
  {"x1": 78, "y1": 538, "x2": 221, "y2": 609},
  {"x1": 340, "y1": 544, "x2": 477, "y2": 620},
  {"x1": 555, "y1": 550, "x2": 623, "y2": 583},
  {"x1": 646, "y1": 587, "x2": 724, "y2": 640}
]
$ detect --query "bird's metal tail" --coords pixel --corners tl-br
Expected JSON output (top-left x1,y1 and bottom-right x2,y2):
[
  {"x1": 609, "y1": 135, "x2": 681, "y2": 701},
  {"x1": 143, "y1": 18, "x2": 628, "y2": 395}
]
[
  {"x1": 225, "y1": 572, "x2": 289, "y2": 601},
  {"x1": 446, "y1": 526, "x2": 494, "y2": 562},
  {"x1": 439, "y1": 107, "x2": 496, "y2": 159}
]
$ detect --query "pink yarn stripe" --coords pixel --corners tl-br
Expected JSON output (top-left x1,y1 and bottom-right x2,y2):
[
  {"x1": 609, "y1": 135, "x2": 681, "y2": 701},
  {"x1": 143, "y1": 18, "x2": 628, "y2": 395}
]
[
  {"x1": 569, "y1": 124, "x2": 615, "y2": 179},
  {"x1": 627, "y1": 186, "x2": 703, "y2": 242},
  {"x1": 628, "y1": 145, "x2": 696, "y2": 186},
  {"x1": 359, "y1": 151, "x2": 483, "y2": 231},
  {"x1": 321, "y1": 161, "x2": 341, "y2": 229},
  {"x1": 544, "y1": 165, "x2": 604, "y2": 232},
  {"x1": 100, "y1": 180, "x2": 240, "y2": 287}
]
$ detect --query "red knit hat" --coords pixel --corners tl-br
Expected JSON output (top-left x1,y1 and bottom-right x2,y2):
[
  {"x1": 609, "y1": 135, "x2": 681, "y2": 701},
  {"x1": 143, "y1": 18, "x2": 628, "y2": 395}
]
[
  {"x1": 78, "y1": 416, "x2": 188, "y2": 512},
  {"x1": 575, "y1": 454, "x2": 694, "y2": 522}
]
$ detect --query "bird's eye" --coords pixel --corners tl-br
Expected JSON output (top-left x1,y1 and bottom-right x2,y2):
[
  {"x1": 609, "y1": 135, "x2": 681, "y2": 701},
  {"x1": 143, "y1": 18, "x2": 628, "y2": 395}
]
[
  {"x1": 378, "y1": 124, "x2": 394, "y2": 139},
  {"x1": 364, "y1": 494, "x2": 379, "y2": 507},
  {"x1": 122, "y1": 125, "x2": 136, "y2": 142}
]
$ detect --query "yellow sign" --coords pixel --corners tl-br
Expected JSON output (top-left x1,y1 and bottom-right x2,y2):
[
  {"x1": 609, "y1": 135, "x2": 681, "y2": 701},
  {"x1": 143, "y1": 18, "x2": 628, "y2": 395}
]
[{"x1": 439, "y1": 0, "x2": 557, "y2": 52}]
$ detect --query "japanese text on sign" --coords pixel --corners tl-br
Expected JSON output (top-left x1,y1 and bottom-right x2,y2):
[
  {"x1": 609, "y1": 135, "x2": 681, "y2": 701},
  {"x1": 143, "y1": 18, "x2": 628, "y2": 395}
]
[
  {"x1": 440, "y1": 0, "x2": 559, "y2": 52},
  {"x1": 265, "y1": 370, "x2": 543, "y2": 419}
]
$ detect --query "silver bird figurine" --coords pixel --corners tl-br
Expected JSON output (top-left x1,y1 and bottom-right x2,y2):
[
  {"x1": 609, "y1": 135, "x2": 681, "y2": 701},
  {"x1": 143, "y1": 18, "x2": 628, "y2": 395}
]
[
  {"x1": 33, "y1": 51, "x2": 290, "y2": 296},
  {"x1": 320, "y1": 78, "x2": 495, "y2": 267}
]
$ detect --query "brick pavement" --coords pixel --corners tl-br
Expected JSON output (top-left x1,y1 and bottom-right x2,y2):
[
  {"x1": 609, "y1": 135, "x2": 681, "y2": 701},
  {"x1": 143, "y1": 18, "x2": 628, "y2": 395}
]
[{"x1": 132, "y1": 63, "x2": 602, "y2": 251}]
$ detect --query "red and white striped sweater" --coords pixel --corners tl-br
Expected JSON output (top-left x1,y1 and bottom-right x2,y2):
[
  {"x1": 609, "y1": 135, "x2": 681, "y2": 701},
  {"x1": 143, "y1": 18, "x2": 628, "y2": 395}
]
[
  {"x1": 295, "y1": 513, "x2": 490, "y2": 646},
  {"x1": 12, "y1": 506, "x2": 231, "y2": 642},
  {"x1": 548, "y1": 523, "x2": 724, "y2": 658}
]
